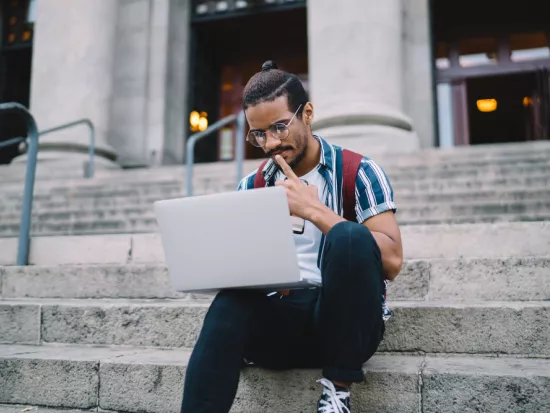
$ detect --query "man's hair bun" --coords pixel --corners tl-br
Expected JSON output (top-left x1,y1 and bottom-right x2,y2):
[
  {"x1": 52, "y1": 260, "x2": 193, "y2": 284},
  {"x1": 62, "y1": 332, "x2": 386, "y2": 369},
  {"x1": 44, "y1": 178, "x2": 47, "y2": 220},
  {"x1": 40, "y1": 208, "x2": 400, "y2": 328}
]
[{"x1": 261, "y1": 60, "x2": 278, "y2": 71}]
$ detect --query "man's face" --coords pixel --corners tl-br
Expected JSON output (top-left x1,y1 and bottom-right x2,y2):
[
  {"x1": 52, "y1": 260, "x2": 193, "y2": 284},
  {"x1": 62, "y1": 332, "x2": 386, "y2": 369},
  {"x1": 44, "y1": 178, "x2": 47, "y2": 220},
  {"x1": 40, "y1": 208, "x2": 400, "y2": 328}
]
[{"x1": 245, "y1": 96, "x2": 309, "y2": 169}]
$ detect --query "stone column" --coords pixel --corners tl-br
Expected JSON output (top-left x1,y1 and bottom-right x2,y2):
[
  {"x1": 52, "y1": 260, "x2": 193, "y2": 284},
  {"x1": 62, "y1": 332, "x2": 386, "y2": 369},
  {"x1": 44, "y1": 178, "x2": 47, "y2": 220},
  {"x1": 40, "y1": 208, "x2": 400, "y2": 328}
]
[
  {"x1": 14, "y1": 0, "x2": 118, "y2": 171},
  {"x1": 307, "y1": 0, "x2": 420, "y2": 155}
]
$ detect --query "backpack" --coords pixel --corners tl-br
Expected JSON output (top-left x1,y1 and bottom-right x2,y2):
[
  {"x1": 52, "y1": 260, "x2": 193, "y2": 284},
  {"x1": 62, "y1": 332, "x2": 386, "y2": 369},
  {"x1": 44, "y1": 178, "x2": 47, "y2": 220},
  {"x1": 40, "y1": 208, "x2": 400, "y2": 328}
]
[{"x1": 253, "y1": 149, "x2": 363, "y2": 223}]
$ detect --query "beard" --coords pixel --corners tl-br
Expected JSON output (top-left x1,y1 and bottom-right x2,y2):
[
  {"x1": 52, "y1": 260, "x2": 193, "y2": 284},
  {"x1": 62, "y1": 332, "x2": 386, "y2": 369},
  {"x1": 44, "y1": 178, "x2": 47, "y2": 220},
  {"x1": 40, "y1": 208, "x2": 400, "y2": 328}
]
[
  {"x1": 287, "y1": 136, "x2": 308, "y2": 168},
  {"x1": 267, "y1": 133, "x2": 309, "y2": 169}
]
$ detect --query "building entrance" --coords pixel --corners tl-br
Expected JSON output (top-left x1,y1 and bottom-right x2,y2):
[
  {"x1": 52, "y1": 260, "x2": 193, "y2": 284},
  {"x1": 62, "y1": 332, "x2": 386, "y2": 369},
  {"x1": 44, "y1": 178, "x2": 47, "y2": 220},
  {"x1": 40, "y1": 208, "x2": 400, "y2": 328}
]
[
  {"x1": 431, "y1": 0, "x2": 550, "y2": 147},
  {"x1": 189, "y1": 0, "x2": 308, "y2": 163},
  {"x1": 466, "y1": 71, "x2": 549, "y2": 145},
  {"x1": 0, "y1": 0, "x2": 35, "y2": 164}
]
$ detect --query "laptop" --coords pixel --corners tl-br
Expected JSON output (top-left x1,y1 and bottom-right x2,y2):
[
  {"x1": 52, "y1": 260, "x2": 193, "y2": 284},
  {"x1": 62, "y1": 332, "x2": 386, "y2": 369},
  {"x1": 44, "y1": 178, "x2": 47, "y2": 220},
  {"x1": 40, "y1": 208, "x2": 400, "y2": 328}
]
[{"x1": 153, "y1": 186, "x2": 321, "y2": 293}]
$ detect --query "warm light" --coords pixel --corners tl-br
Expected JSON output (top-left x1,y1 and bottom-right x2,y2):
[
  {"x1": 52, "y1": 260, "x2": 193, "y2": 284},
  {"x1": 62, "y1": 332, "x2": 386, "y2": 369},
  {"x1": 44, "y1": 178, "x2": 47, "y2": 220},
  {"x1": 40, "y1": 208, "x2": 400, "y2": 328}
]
[
  {"x1": 189, "y1": 111, "x2": 200, "y2": 128},
  {"x1": 22, "y1": 31, "x2": 31, "y2": 41},
  {"x1": 196, "y1": 3, "x2": 208, "y2": 14},
  {"x1": 476, "y1": 99, "x2": 497, "y2": 113},
  {"x1": 198, "y1": 116, "x2": 208, "y2": 132},
  {"x1": 523, "y1": 97, "x2": 534, "y2": 107},
  {"x1": 216, "y1": 1, "x2": 228, "y2": 11}
]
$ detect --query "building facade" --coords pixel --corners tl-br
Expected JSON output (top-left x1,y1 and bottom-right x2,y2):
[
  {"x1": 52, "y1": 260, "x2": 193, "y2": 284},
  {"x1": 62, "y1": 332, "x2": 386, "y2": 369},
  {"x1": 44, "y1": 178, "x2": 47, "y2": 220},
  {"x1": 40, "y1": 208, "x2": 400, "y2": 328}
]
[{"x1": 0, "y1": 0, "x2": 548, "y2": 168}]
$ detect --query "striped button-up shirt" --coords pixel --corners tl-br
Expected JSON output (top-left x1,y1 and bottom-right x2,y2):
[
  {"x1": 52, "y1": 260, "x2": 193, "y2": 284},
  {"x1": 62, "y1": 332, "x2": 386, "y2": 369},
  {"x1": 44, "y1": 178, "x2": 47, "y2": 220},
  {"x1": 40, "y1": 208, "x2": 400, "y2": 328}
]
[{"x1": 237, "y1": 135, "x2": 397, "y2": 321}]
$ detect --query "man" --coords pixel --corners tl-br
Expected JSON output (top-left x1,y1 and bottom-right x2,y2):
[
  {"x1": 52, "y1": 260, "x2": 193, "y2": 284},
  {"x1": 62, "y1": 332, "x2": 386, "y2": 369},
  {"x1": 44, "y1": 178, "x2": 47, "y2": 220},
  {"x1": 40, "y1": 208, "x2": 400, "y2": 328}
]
[{"x1": 180, "y1": 61, "x2": 403, "y2": 413}]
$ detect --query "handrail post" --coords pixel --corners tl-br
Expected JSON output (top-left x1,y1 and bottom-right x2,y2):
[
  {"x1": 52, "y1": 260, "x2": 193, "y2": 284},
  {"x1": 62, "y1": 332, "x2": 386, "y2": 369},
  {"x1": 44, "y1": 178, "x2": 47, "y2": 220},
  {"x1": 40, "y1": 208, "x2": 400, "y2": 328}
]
[
  {"x1": 86, "y1": 120, "x2": 95, "y2": 178},
  {"x1": 235, "y1": 111, "x2": 246, "y2": 184},
  {"x1": 0, "y1": 102, "x2": 40, "y2": 266}
]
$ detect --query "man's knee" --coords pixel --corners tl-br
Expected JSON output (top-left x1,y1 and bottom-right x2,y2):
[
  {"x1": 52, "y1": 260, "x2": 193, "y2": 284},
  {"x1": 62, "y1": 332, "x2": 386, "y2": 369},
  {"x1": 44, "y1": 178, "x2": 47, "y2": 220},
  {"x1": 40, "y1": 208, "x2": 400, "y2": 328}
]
[
  {"x1": 325, "y1": 220, "x2": 379, "y2": 256},
  {"x1": 322, "y1": 221, "x2": 382, "y2": 284}
]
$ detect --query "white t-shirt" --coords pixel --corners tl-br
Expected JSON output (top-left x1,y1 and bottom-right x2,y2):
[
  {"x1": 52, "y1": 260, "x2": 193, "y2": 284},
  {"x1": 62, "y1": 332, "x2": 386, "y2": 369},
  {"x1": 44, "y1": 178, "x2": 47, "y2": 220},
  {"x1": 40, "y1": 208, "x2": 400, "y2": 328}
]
[{"x1": 274, "y1": 164, "x2": 328, "y2": 284}]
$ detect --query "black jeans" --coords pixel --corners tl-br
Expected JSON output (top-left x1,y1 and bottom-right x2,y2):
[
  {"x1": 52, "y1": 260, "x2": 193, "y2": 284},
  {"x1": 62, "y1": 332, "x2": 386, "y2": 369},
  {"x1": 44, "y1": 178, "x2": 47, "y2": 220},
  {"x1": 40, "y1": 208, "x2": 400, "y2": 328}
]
[{"x1": 180, "y1": 221, "x2": 386, "y2": 413}]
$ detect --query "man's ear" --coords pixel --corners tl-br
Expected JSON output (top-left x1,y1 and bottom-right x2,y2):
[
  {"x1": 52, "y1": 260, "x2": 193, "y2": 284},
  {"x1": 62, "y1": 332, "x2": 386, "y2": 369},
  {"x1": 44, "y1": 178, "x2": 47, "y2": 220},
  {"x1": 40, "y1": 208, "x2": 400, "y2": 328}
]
[{"x1": 302, "y1": 102, "x2": 314, "y2": 125}]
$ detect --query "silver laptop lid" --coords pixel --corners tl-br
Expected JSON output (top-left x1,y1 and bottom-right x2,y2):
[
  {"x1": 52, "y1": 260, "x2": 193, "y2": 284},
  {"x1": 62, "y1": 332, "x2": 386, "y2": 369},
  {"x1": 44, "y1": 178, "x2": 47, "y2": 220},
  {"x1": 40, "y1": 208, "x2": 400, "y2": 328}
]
[{"x1": 154, "y1": 186, "x2": 301, "y2": 292}]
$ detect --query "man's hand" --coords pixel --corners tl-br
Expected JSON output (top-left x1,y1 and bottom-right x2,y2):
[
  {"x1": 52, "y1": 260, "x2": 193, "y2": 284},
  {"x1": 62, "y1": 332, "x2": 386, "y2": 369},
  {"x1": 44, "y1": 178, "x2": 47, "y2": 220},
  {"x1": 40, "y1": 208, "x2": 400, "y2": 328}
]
[{"x1": 274, "y1": 155, "x2": 323, "y2": 220}]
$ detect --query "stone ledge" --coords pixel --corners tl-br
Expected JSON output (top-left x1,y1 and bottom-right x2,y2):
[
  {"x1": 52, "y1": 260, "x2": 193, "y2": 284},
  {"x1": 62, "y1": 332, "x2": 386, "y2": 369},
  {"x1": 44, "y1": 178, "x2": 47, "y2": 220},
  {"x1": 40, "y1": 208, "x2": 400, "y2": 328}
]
[
  {"x1": 1, "y1": 257, "x2": 549, "y2": 301},
  {"x1": 1, "y1": 344, "x2": 549, "y2": 413},
  {"x1": 1, "y1": 221, "x2": 548, "y2": 266},
  {"x1": 1, "y1": 299, "x2": 549, "y2": 356},
  {"x1": 0, "y1": 405, "x2": 98, "y2": 413}
]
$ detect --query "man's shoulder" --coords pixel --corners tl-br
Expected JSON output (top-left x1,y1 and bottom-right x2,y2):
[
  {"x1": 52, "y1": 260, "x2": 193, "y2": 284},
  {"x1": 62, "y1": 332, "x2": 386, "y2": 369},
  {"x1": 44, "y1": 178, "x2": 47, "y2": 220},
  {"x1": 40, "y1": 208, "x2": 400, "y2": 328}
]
[
  {"x1": 237, "y1": 159, "x2": 271, "y2": 190},
  {"x1": 237, "y1": 170, "x2": 257, "y2": 191}
]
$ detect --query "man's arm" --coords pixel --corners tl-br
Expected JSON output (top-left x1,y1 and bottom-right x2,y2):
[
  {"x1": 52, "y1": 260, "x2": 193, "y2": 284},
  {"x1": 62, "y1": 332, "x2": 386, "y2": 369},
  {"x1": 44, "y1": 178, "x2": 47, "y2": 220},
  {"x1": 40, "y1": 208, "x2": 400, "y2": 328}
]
[
  {"x1": 362, "y1": 211, "x2": 403, "y2": 280},
  {"x1": 306, "y1": 206, "x2": 403, "y2": 280},
  {"x1": 273, "y1": 154, "x2": 403, "y2": 280},
  {"x1": 352, "y1": 157, "x2": 403, "y2": 280}
]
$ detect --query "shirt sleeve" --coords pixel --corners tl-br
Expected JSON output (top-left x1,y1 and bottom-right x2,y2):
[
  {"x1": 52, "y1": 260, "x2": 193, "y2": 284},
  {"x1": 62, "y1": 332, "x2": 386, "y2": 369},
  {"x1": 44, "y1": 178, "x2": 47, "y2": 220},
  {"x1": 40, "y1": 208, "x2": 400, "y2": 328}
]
[
  {"x1": 237, "y1": 173, "x2": 256, "y2": 191},
  {"x1": 355, "y1": 158, "x2": 397, "y2": 223}
]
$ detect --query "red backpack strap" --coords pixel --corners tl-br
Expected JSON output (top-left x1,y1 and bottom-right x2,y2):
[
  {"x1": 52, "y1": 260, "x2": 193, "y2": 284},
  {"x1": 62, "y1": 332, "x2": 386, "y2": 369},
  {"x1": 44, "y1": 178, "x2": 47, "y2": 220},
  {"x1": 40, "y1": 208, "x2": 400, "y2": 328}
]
[
  {"x1": 253, "y1": 160, "x2": 269, "y2": 188},
  {"x1": 342, "y1": 149, "x2": 363, "y2": 222}
]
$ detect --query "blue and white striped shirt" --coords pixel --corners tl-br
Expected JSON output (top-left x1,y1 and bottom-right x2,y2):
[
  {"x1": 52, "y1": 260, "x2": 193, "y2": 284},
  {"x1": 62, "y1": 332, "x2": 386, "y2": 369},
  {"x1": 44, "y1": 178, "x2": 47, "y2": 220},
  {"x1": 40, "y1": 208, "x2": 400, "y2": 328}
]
[{"x1": 237, "y1": 135, "x2": 396, "y2": 321}]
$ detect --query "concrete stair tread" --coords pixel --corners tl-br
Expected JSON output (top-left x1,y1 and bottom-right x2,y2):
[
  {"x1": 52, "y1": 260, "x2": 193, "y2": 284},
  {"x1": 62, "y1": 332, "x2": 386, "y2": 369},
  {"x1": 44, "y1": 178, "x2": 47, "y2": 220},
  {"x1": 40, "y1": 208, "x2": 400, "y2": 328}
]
[
  {"x1": 3, "y1": 172, "x2": 550, "y2": 197},
  {"x1": 2, "y1": 298, "x2": 549, "y2": 355},
  {"x1": 2, "y1": 257, "x2": 549, "y2": 301},
  {"x1": 1, "y1": 343, "x2": 549, "y2": 412},
  {"x1": 1, "y1": 221, "x2": 549, "y2": 267},
  {"x1": 3, "y1": 296, "x2": 550, "y2": 308},
  {"x1": 1, "y1": 198, "x2": 550, "y2": 226},
  {"x1": 1, "y1": 159, "x2": 549, "y2": 194},
  {"x1": 0, "y1": 405, "x2": 95, "y2": 413},
  {"x1": 2, "y1": 214, "x2": 550, "y2": 238},
  {"x1": 2, "y1": 185, "x2": 550, "y2": 214}
]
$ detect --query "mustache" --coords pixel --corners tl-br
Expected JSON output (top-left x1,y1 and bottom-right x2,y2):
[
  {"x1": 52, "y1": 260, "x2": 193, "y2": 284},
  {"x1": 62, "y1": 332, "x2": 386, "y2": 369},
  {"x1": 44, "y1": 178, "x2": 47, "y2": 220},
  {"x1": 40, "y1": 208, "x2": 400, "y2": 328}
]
[{"x1": 267, "y1": 146, "x2": 293, "y2": 157}]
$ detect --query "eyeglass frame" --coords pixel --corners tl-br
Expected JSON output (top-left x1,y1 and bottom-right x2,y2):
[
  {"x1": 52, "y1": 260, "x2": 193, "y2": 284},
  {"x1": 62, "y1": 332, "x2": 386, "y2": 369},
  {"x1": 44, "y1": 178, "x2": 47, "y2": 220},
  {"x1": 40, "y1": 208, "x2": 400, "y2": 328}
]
[{"x1": 246, "y1": 104, "x2": 303, "y2": 148}]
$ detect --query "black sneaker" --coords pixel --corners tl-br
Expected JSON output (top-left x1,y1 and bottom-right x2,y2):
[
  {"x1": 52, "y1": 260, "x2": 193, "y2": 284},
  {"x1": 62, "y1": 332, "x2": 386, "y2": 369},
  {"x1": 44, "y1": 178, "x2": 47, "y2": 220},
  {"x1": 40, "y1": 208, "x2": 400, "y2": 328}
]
[{"x1": 316, "y1": 378, "x2": 351, "y2": 413}]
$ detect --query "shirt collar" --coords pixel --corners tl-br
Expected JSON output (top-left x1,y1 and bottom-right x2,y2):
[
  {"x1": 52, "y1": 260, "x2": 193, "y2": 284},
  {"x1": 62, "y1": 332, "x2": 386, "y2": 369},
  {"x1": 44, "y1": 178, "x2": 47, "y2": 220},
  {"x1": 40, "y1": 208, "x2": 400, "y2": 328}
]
[{"x1": 262, "y1": 135, "x2": 334, "y2": 182}]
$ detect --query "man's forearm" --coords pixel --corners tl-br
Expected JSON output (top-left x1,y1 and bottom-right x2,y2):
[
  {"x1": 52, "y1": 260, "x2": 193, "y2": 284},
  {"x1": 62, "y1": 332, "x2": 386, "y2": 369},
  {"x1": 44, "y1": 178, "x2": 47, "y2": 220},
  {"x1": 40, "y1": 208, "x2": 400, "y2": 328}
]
[
  {"x1": 371, "y1": 231, "x2": 402, "y2": 280},
  {"x1": 306, "y1": 203, "x2": 346, "y2": 235}
]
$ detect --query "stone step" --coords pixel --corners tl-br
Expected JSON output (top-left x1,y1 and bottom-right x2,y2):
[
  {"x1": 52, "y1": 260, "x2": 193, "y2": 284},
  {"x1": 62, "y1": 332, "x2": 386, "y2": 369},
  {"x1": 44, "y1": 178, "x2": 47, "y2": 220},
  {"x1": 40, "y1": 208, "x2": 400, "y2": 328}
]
[
  {"x1": 2, "y1": 139, "x2": 549, "y2": 185},
  {"x1": 2, "y1": 257, "x2": 548, "y2": 301},
  {"x1": 1, "y1": 222, "x2": 548, "y2": 266},
  {"x1": 0, "y1": 406, "x2": 91, "y2": 413},
  {"x1": 1, "y1": 343, "x2": 549, "y2": 413},
  {"x1": 2, "y1": 143, "x2": 548, "y2": 183},
  {"x1": 2, "y1": 211, "x2": 550, "y2": 238},
  {"x1": 2, "y1": 158, "x2": 549, "y2": 196},
  {"x1": 2, "y1": 298, "x2": 549, "y2": 356},
  {"x1": 3, "y1": 185, "x2": 550, "y2": 214},
  {"x1": 1, "y1": 197, "x2": 550, "y2": 225}
]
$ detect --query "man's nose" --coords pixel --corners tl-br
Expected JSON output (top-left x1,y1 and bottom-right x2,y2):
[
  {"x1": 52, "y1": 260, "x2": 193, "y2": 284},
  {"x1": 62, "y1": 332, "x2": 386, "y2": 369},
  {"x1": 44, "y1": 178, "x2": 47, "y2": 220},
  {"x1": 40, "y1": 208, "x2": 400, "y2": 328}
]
[{"x1": 263, "y1": 134, "x2": 281, "y2": 152}]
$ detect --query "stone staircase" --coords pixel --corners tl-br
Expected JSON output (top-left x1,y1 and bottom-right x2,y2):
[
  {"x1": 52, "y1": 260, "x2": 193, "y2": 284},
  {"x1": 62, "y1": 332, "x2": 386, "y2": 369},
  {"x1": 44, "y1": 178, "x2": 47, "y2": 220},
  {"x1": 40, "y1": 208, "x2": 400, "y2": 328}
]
[
  {"x1": 1, "y1": 141, "x2": 550, "y2": 237},
  {"x1": 1, "y1": 140, "x2": 550, "y2": 412}
]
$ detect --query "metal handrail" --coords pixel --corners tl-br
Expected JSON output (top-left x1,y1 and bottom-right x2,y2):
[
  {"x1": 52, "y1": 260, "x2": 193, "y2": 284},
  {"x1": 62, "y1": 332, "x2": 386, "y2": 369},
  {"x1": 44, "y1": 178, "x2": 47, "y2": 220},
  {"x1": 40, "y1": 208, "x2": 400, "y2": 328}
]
[
  {"x1": 0, "y1": 136, "x2": 26, "y2": 150},
  {"x1": 186, "y1": 111, "x2": 246, "y2": 197},
  {"x1": 39, "y1": 119, "x2": 95, "y2": 178},
  {"x1": 0, "y1": 102, "x2": 40, "y2": 265}
]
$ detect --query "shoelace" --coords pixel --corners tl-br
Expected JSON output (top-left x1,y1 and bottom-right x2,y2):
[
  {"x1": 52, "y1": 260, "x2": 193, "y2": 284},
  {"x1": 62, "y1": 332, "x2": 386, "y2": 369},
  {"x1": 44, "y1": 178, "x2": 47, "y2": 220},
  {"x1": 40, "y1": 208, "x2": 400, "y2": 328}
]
[{"x1": 317, "y1": 378, "x2": 350, "y2": 413}]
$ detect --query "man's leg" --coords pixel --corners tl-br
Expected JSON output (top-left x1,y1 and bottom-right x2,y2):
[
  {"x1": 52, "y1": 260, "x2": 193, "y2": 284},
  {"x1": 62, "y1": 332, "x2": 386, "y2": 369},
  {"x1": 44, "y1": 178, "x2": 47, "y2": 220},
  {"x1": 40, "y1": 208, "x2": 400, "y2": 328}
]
[
  {"x1": 314, "y1": 221, "x2": 385, "y2": 385},
  {"x1": 180, "y1": 289, "x2": 314, "y2": 413}
]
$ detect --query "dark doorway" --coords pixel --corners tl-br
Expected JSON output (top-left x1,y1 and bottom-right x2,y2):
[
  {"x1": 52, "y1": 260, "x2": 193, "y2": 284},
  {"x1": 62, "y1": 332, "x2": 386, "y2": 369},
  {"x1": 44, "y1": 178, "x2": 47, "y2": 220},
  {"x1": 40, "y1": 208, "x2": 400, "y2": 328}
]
[
  {"x1": 189, "y1": 7, "x2": 308, "y2": 163},
  {"x1": 0, "y1": 0, "x2": 35, "y2": 164},
  {"x1": 0, "y1": 46, "x2": 33, "y2": 164},
  {"x1": 466, "y1": 72, "x2": 547, "y2": 145}
]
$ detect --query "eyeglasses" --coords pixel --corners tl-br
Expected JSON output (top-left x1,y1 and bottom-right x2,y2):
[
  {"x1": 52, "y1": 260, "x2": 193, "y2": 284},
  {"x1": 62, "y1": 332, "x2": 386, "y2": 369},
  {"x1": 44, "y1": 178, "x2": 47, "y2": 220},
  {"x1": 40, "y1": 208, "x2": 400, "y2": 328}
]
[{"x1": 246, "y1": 104, "x2": 303, "y2": 148}]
